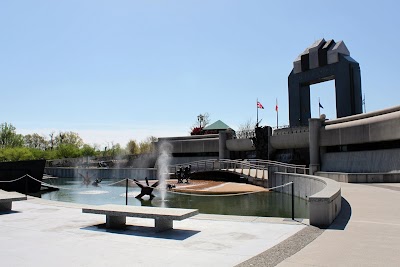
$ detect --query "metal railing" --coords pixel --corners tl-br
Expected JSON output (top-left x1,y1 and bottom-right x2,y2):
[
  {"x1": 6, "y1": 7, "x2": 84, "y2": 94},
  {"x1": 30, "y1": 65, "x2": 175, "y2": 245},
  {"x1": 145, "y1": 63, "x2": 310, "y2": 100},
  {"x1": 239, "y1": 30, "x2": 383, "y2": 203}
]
[
  {"x1": 247, "y1": 159, "x2": 309, "y2": 175},
  {"x1": 169, "y1": 159, "x2": 309, "y2": 179}
]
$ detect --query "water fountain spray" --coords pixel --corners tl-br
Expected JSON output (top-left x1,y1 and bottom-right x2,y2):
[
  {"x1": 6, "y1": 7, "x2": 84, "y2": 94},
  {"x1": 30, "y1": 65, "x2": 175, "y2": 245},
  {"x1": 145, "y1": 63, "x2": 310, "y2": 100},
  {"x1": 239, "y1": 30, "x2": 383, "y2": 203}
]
[{"x1": 156, "y1": 142, "x2": 172, "y2": 201}]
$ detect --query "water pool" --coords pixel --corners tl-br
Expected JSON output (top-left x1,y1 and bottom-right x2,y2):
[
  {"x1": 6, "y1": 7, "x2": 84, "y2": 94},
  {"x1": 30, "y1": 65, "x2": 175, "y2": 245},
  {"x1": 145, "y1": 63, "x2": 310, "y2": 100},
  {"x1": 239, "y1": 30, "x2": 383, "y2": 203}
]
[{"x1": 40, "y1": 178, "x2": 309, "y2": 218}]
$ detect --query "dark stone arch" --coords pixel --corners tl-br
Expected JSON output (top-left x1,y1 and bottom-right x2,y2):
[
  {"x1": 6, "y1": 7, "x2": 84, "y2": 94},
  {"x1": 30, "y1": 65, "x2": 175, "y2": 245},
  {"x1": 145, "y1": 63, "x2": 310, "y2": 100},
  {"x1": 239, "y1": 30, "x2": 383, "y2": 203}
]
[{"x1": 288, "y1": 39, "x2": 362, "y2": 126}]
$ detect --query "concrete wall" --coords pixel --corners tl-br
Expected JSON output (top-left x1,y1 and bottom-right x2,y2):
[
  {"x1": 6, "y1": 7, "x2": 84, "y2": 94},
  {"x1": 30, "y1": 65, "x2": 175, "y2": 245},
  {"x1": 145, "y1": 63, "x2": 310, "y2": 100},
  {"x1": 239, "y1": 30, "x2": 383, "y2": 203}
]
[
  {"x1": 316, "y1": 171, "x2": 400, "y2": 183},
  {"x1": 321, "y1": 109, "x2": 400, "y2": 146},
  {"x1": 157, "y1": 135, "x2": 219, "y2": 154},
  {"x1": 270, "y1": 127, "x2": 309, "y2": 149},
  {"x1": 226, "y1": 139, "x2": 254, "y2": 151},
  {"x1": 269, "y1": 171, "x2": 341, "y2": 228},
  {"x1": 321, "y1": 149, "x2": 400, "y2": 173},
  {"x1": 168, "y1": 138, "x2": 219, "y2": 154},
  {"x1": 45, "y1": 168, "x2": 157, "y2": 180}
]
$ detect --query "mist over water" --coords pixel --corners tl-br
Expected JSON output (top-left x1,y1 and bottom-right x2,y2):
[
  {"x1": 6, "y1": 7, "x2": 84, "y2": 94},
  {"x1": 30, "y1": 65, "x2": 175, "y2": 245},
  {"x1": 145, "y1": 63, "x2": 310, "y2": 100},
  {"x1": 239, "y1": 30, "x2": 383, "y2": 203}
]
[{"x1": 156, "y1": 142, "x2": 172, "y2": 202}]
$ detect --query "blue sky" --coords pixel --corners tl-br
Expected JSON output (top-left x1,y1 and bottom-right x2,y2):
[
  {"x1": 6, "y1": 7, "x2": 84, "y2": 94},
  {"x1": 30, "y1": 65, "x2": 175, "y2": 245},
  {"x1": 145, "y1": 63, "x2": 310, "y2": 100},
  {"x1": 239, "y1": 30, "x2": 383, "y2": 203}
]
[{"x1": 1, "y1": 1, "x2": 399, "y2": 147}]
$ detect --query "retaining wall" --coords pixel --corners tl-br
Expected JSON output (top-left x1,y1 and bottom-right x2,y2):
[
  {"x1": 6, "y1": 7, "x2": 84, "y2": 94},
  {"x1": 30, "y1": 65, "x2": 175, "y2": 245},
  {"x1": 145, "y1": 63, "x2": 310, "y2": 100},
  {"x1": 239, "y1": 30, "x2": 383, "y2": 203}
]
[
  {"x1": 269, "y1": 172, "x2": 341, "y2": 228},
  {"x1": 45, "y1": 168, "x2": 157, "y2": 180},
  {"x1": 316, "y1": 171, "x2": 400, "y2": 183}
]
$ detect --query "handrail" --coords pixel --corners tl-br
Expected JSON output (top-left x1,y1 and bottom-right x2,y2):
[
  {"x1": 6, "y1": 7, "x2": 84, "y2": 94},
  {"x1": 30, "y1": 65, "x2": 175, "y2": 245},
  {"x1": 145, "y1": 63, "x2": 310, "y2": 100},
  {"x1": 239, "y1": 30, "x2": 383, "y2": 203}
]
[{"x1": 169, "y1": 158, "x2": 309, "y2": 179}]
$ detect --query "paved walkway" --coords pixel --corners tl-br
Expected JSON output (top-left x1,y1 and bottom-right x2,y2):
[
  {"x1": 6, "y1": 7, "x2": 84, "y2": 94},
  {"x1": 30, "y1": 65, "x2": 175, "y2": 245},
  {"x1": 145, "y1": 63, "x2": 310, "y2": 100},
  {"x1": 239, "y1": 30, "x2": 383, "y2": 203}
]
[
  {"x1": 0, "y1": 197, "x2": 305, "y2": 267},
  {"x1": 275, "y1": 182, "x2": 400, "y2": 267},
  {"x1": 2, "y1": 182, "x2": 399, "y2": 266}
]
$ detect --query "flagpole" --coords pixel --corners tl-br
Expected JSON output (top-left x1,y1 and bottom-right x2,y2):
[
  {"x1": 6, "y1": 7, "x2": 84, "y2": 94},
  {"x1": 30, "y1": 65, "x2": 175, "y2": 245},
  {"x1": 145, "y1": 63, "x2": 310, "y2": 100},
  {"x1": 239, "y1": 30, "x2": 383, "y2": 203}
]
[
  {"x1": 318, "y1": 97, "x2": 321, "y2": 117},
  {"x1": 363, "y1": 93, "x2": 366, "y2": 113},
  {"x1": 256, "y1": 98, "x2": 259, "y2": 127},
  {"x1": 276, "y1": 98, "x2": 278, "y2": 129}
]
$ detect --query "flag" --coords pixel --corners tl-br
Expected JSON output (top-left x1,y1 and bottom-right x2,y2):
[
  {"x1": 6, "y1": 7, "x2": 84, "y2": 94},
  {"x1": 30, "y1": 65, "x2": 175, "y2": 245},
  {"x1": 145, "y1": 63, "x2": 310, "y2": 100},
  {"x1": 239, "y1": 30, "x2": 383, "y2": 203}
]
[
  {"x1": 257, "y1": 101, "x2": 264, "y2": 109},
  {"x1": 275, "y1": 99, "x2": 278, "y2": 112},
  {"x1": 319, "y1": 102, "x2": 324, "y2": 109}
]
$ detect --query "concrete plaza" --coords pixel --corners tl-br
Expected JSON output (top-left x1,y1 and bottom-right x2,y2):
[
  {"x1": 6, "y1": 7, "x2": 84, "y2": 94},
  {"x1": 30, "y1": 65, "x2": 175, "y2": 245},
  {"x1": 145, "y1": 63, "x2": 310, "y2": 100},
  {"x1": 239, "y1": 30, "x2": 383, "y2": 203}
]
[
  {"x1": 1, "y1": 182, "x2": 399, "y2": 266},
  {"x1": 0, "y1": 197, "x2": 305, "y2": 267}
]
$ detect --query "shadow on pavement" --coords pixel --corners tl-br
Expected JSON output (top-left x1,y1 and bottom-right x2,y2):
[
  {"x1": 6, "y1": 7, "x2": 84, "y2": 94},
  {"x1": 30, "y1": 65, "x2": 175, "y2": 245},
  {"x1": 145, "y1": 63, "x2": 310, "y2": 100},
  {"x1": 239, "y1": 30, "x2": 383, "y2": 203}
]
[
  {"x1": 81, "y1": 223, "x2": 200, "y2": 240},
  {"x1": 0, "y1": 210, "x2": 21, "y2": 215},
  {"x1": 328, "y1": 197, "x2": 352, "y2": 230}
]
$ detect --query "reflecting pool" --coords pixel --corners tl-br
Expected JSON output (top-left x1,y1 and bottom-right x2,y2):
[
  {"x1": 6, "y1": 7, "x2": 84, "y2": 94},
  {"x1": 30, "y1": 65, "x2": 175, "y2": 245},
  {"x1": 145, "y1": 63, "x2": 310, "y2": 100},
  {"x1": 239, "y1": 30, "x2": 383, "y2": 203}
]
[{"x1": 40, "y1": 178, "x2": 309, "y2": 218}]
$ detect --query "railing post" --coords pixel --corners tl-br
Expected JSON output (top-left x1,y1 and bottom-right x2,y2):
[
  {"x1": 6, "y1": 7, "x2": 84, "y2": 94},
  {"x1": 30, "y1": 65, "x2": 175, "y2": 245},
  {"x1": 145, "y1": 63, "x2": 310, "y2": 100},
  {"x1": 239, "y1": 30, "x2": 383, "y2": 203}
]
[
  {"x1": 291, "y1": 181, "x2": 294, "y2": 220},
  {"x1": 126, "y1": 178, "x2": 128, "y2": 205},
  {"x1": 25, "y1": 174, "x2": 28, "y2": 196}
]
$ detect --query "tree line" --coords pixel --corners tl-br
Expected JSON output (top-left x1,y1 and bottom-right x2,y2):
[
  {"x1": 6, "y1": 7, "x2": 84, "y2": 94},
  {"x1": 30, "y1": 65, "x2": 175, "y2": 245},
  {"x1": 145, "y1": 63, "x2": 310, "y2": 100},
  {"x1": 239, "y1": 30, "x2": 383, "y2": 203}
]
[{"x1": 0, "y1": 123, "x2": 156, "y2": 162}]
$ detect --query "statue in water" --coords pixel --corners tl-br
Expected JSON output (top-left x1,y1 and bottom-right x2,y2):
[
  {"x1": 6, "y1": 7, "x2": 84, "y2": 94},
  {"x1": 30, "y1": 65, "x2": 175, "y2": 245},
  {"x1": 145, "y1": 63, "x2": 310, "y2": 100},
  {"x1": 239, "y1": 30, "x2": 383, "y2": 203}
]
[
  {"x1": 79, "y1": 171, "x2": 102, "y2": 187},
  {"x1": 79, "y1": 171, "x2": 92, "y2": 187},
  {"x1": 133, "y1": 177, "x2": 159, "y2": 200}
]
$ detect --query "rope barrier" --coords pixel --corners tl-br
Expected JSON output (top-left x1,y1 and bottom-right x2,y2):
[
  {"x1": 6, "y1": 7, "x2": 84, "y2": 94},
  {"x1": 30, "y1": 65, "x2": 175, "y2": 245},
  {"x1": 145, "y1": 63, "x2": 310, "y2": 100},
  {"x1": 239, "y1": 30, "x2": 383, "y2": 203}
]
[
  {"x1": 26, "y1": 174, "x2": 74, "y2": 190},
  {"x1": 267, "y1": 182, "x2": 293, "y2": 191},
  {"x1": 0, "y1": 174, "x2": 28, "y2": 183},
  {"x1": 104, "y1": 178, "x2": 131, "y2": 186},
  {"x1": 161, "y1": 189, "x2": 262, "y2": 197}
]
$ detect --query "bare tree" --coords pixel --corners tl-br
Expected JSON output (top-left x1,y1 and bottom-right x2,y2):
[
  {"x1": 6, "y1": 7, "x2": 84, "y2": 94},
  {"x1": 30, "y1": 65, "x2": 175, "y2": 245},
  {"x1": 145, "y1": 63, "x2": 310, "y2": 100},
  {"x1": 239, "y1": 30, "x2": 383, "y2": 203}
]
[
  {"x1": 236, "y1": 118, "x2": 256, "y2": 139},
  {"x1": 49, "y1": 132, "x2": 55, "y2": 150}
]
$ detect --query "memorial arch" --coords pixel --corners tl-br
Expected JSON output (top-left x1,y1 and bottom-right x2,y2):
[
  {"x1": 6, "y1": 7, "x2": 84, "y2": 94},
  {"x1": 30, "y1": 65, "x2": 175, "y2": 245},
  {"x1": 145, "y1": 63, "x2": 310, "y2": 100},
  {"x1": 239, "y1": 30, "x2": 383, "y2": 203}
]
[{"x1": 288, "y1": 39, "x2": 362, "y2": 126}]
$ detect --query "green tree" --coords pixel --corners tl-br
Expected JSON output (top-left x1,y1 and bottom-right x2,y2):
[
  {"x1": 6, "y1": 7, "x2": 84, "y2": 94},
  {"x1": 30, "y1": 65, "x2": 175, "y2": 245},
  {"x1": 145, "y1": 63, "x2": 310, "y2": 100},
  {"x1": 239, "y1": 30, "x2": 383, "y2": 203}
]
[
  {"x1": 29, "y1": 148, "x2": 47, "y2": 160},
  {"x1": 109, "y1": 143, "x2": 124, "y2": 157},
  {"x1": 139, "y1": 136, "x2": 157, "y2": 153},
  {"x1": 43, "y1": 149, "x2": 58, "y2": 160},
  {"x1": 80, "y1": 144, "x2": 97, "y2": 157},
  {"x1": 55, "y1": 131, "x2": 84, "y2": 148},
  {"x1": 0, "y1": 147, "x2": 34, "y2": 161},
  {"x1": 24, "y1": 133, "x2": 48, "y2": 150},
  {"x1": 57, "y1": 144, "x2": 81, "y2": 158},
  {"x1": 126, "y1": 139, "x2": 139, "y2": 155},
  {"x1": 0, "y1": 123, "x2": 24, "y2": 148}
]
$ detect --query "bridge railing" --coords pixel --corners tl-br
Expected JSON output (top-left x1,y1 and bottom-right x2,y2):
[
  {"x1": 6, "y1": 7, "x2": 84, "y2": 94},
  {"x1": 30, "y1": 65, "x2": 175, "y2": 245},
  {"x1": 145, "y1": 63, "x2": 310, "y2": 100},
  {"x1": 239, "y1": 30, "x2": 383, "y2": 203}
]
[
  {"x1": 247, "y1": 159, "x2": 309, "y2": 175},
  {"x1": 169, "y1": 159, "x2": 308, "y2": 180}
]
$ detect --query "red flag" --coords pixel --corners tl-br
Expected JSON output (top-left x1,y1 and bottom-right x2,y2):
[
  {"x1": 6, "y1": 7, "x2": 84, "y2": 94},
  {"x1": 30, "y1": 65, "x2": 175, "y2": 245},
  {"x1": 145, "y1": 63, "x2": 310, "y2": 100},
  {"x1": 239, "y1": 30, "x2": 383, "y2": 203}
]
[
  {"x1": 275, "y1": 99, "x2": 278, "y2": 112},
  {"x1": 257, "y1": 101, "x2": 264, "y2": 109}
]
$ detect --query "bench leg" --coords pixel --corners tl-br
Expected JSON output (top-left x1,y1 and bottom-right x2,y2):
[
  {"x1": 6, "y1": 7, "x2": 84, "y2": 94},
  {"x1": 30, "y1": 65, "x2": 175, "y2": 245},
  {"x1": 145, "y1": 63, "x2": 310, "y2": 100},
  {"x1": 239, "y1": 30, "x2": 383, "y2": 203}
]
[
  {"x1": 106, "y1": 215, "x2": 126, "y2": 228},
  {"x1": 155, "y1": 218, "x2": 173, "y2": 232},
  {"x1": 0, "y1": 202, "x2": 12, "y2": 212}
]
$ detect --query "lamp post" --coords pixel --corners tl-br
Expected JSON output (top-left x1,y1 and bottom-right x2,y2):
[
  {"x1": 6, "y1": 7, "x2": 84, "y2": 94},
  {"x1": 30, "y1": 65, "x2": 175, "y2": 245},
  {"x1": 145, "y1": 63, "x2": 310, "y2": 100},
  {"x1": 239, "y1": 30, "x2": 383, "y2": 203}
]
[{"x1": 197, "y1": 114, "x2": 204, "y2": 128}]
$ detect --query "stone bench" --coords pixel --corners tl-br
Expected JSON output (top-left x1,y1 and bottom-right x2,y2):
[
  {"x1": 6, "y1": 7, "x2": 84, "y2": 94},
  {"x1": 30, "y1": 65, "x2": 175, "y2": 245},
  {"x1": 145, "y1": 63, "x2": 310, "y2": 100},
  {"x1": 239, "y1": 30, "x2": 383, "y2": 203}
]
[
  {"x1": 0, "y1": 190, "x2": 27, "y2": 211},
  {"x1": 82, "y1": 204, "x2": 199, "y2": 232}
]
